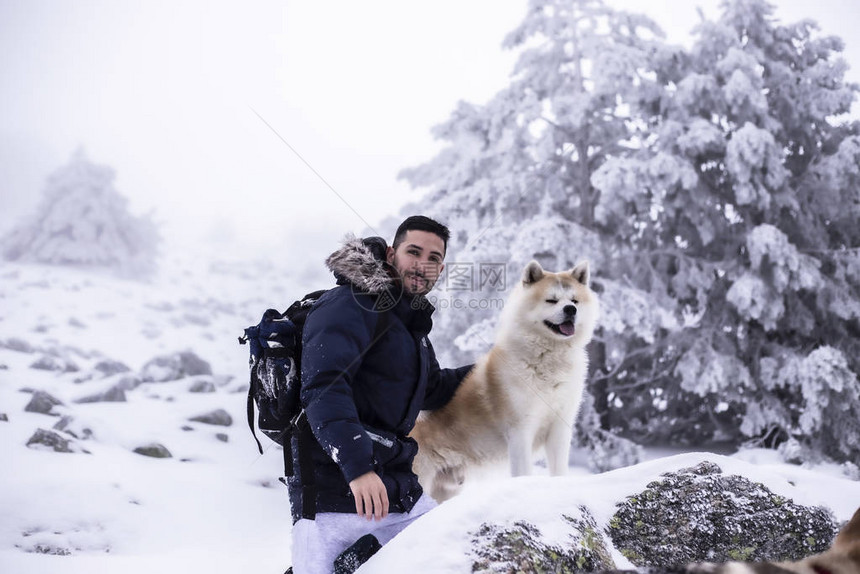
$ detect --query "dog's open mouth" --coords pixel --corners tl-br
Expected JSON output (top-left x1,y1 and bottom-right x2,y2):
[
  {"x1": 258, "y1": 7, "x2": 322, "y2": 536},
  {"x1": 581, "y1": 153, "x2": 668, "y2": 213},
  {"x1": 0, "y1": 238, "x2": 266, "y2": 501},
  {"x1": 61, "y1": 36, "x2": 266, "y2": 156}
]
[{"x1": 544, "y1": 320, "x2": 575, "y2": 337}]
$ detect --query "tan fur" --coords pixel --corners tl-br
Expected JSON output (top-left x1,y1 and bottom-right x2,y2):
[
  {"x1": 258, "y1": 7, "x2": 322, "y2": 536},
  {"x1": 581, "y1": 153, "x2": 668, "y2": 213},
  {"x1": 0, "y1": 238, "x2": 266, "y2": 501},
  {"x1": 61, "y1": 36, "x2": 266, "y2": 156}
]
[
  {"x1": 788, "y1": 508, "x2": 860, "y2": 574},
  {"x1": 411, "y1": 260, "x2": 599, "y2": 502}
]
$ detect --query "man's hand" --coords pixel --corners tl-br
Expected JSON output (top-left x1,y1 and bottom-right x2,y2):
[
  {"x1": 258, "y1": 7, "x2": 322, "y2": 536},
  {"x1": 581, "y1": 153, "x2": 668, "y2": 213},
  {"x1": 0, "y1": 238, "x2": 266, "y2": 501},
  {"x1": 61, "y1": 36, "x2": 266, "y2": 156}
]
[{"x1": 348, "y1": 471, "x2": 389, "y2": 521}]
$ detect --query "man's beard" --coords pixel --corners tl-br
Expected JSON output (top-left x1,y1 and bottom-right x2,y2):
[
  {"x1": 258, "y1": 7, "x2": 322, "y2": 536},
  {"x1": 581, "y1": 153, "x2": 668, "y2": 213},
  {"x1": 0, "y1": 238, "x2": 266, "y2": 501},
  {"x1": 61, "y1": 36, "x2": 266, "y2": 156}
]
[{"x1": 392, "y1": 255, "x2": 434, "y2": 296}]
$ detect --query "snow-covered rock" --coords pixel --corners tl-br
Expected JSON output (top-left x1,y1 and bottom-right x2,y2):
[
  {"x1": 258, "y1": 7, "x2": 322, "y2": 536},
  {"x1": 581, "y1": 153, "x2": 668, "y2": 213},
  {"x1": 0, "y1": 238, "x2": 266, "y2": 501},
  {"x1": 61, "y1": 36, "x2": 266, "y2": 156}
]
[
  {"x1": 132, "y1": 443, "x2": 173, "y2": 458},
  {"x1": 24, "y1": 390, "x2": 63, "y2": 416},
  {"x1": 189, "y1": 408, "x2": 233, "y2": 427},
  {"x1": 360, "y1": 454, "x2": 849, "y2": 573},
  {"x1": 26, "y1": 429, "x2": 89, "y2": 454},
  {"x1": 140, "y1": 351, "x2": 212, "y2": 382}
]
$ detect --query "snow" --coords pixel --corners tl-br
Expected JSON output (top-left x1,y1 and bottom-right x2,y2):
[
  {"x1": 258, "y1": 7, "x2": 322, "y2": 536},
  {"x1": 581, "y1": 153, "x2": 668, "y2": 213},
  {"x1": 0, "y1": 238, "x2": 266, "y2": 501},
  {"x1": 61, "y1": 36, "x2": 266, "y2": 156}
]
[
  {"x1": 1, "y1": 253, "x2": 857, "y2": 574},
  {"x1": 362, "y1": 452, "x2": 860, "y2": 573}
]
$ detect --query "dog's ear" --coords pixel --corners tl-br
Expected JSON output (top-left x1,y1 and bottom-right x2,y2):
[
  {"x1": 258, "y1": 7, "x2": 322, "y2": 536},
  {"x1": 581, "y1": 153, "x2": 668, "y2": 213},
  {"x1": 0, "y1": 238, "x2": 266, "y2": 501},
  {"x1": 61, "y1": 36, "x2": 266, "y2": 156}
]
[
  {"x1": 522, "y1": 260, "x2": 544, "y2": 285},
  {"x1": 570, "y1": 261, "x2": 590, "y2": 286}
]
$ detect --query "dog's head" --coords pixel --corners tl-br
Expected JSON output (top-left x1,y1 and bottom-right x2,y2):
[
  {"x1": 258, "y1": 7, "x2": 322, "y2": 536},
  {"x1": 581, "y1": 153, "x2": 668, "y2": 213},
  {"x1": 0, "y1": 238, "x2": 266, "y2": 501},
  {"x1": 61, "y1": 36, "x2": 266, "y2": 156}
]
[{"x1": 501, "y1": 260, "x2": 599, "y2": 348}]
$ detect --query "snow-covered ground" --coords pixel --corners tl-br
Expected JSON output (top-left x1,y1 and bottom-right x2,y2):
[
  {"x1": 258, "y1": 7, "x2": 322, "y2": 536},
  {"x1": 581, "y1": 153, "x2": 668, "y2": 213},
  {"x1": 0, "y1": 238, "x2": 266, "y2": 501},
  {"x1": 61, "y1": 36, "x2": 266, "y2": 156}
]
[{"x1": 1, "y1": 254, "x2": 857, "y2": 574}]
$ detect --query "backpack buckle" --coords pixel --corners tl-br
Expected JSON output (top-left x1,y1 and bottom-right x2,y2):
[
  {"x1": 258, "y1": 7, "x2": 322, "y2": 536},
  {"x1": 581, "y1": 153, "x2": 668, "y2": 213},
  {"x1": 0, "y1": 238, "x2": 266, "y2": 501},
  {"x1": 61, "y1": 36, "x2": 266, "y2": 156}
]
[{"x1": 290, "y1": 409, "x2": 307, "y2": 429}]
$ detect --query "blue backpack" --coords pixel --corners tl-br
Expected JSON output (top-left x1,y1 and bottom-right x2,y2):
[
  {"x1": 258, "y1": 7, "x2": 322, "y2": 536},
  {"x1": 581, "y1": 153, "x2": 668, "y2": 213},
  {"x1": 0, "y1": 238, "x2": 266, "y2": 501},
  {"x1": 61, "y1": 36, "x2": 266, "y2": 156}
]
[{"x1": 239, "y1": 289, "x2": 326, "y2": 461}]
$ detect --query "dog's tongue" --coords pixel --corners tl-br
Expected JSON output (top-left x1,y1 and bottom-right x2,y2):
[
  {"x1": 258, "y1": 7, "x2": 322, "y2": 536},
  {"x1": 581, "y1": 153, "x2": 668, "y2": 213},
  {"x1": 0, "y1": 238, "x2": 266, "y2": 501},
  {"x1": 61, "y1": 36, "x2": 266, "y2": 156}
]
[{"x1": 559, "y1": 321, "x2": 575, "y2": 336}]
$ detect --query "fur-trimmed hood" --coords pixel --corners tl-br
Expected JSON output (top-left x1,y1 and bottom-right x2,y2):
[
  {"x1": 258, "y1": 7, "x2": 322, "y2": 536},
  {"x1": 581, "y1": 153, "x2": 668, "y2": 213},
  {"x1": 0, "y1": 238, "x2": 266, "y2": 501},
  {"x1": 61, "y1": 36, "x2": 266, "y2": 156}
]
[{"x1": 325, "y1": 233, "x2": 394, "y2": 293}]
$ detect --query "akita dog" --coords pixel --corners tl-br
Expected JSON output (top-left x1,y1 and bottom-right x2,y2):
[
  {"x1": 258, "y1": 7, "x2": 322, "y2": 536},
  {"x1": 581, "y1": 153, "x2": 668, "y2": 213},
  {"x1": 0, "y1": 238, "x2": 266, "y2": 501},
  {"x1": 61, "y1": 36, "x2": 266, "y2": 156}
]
[{"x1": 411, "y1": 260, "x2": 599, "y2": 502}]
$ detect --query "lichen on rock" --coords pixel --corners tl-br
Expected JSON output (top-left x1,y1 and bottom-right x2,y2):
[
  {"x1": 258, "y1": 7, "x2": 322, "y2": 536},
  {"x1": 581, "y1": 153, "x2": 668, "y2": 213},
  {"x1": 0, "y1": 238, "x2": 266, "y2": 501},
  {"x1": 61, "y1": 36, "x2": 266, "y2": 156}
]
[
  {"x1": 608, "y1": 461, "x2": 837, "y2": 567},
  {"x1": 470, "y1": 506, "x2": 616, "y2": 573}
]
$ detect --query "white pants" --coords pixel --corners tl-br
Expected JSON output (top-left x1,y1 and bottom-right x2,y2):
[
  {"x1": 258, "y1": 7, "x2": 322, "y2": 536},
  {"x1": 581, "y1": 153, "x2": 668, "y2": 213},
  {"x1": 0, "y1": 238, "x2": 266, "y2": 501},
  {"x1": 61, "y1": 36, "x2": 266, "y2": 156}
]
[{"x1": 290, "y1": 493, "x2": 437, "y2": 574}]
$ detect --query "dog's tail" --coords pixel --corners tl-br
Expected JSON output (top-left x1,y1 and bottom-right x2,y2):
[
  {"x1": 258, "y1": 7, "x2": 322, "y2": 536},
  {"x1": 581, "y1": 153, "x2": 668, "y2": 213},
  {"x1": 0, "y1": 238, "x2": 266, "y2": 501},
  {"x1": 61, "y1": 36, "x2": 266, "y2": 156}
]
[{"x1": 832, "y1": 507, "x2": 860, "y2": 562}]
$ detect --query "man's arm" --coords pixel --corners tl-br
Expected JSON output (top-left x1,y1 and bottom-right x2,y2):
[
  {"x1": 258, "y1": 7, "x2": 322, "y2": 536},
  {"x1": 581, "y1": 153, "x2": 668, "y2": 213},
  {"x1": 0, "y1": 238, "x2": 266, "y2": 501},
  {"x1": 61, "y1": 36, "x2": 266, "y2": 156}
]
[
  {"x1": 300, "y1": 291, "x2": 381, "y2": 485},
  {"x1": 423, "y1": 339, "x2": 473, "y2": 411}
]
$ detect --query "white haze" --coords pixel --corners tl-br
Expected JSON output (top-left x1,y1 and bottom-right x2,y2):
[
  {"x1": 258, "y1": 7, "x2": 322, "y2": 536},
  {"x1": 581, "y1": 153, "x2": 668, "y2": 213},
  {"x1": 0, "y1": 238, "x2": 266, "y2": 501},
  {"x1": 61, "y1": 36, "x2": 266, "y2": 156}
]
[{"x1": 1, "y1": 0, "x2": 857, "y2": 263}]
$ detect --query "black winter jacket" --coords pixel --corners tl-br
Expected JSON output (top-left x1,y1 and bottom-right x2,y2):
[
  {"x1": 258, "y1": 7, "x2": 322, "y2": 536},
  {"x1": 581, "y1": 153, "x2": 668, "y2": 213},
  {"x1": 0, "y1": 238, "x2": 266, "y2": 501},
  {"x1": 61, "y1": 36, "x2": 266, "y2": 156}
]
[{"x1": 287, "y1": 235, "x2": 471, "y2": 522}]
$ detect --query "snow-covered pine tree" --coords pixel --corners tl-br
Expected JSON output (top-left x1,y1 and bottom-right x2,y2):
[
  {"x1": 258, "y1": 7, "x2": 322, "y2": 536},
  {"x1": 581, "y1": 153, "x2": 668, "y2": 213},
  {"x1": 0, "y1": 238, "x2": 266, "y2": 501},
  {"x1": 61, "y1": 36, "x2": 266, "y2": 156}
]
[
  {"x1": 3, "y1": 149, "x2": 160, "y2": 276},
  {"x1": 590, "y1": 0, "x2": 860, "y2": 462}
]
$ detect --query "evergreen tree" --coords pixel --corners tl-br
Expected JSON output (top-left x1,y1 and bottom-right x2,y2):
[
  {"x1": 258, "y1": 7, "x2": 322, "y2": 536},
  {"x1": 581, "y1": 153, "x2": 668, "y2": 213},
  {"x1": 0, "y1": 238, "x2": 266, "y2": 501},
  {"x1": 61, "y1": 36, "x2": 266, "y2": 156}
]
[
  {"x1": 3, "y1": 149, "x2": 160, "y2": 276},
  {"x1": 592, "y1": 0, "x2": 860, "y2": 462}
]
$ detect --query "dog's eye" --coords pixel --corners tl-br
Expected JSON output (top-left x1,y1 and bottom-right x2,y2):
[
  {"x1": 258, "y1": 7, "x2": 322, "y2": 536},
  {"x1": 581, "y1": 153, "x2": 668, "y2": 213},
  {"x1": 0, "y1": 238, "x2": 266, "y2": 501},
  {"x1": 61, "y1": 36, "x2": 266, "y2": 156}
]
[{"x1": 545, "y1": 299, "x2": 558, "y2": 304}]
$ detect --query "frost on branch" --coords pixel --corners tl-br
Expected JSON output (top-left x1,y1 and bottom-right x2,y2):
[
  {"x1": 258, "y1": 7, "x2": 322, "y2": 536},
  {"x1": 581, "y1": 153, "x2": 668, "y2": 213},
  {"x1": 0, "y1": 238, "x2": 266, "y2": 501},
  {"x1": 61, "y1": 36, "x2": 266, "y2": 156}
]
[
  {"x1": 746, "y1": 224, "x2": 823, "y2": 291},
  {"x1": 674, "y1": 338, "x2": 753, "y2": 397},
  {"x1": 599, "y1": 280, "x2": 678, "y2": 345},
  {"x1": 726, "y1": 273, "x2": 784, "y2": 330},
  {"x1": 725, "y1": 123, "x2": 788, "y2": 209},
  {"x1": 754, "y1": 346, "x2": 860, "y2": 462}
]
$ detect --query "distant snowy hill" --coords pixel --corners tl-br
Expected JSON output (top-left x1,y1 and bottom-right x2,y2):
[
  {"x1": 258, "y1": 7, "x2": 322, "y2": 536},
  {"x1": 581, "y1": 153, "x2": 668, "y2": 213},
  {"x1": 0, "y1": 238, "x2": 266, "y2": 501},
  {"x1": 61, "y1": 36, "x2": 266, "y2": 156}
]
[{"x1": 0, "y1": 255, "x2": 857, "y2": 574}]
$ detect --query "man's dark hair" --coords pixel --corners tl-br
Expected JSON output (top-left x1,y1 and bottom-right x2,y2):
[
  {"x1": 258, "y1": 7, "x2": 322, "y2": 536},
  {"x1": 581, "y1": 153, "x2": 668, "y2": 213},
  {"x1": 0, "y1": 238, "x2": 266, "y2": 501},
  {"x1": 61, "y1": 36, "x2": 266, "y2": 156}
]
[{"x1": 392, "y1": 215, "x2": 450, "y2": 255}]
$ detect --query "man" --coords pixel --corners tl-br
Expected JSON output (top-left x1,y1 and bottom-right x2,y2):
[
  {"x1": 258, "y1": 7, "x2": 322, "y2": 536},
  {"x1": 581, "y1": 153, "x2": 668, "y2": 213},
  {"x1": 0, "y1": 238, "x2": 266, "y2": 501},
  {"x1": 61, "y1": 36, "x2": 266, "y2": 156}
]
[{"x1": 289, "y1": 215, "x2": 472, "y2": 574}]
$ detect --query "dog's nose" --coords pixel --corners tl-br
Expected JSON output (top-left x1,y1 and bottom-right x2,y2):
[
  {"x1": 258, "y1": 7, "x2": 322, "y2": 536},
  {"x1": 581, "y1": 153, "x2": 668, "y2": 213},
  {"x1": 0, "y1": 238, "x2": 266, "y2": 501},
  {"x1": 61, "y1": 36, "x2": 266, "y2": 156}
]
[{"x1": 563, "y1": 304, "x2": 576, "y2": 317}]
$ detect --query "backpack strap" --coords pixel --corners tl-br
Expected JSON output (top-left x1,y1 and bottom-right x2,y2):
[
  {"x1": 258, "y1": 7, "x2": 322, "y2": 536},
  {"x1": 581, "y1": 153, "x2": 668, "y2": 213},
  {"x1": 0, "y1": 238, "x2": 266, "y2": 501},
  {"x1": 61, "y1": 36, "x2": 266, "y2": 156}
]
[{"x1": 248, "y1": 393, "x2": 264, "y2": 454}]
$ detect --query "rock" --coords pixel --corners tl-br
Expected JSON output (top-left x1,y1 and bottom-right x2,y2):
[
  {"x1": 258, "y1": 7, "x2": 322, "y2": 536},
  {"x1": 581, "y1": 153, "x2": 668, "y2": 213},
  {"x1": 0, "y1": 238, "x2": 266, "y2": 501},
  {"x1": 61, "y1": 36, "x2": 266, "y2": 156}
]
[
  {"x1": 114, "y1": 375, "x2": 142, "y2": 391},
  {"x1": 188, "y1": 379, "x2": 216, "y2": 393},
  {"x1": 0, "y1": 364, "x2": 8, "y2": 370},
  {"x1": 216, "y1": 433, "x2": 229, "y2": 443},
  {"x1": 27, "y1": 543, "x2": 72, "y2": 556},
  {"x1": 608, "y1": 461, "x2": 837, "y2": 567},
  {"x1": 189, "y1": 408, "x2": 232, "y2": 427},
  {"x1": 1, "y1": 337, "x2": 35, "y2": 353},
  {"x1": 182, "y1": 313, "x2": 211, "y2": 327},
  {"x1": 26, "y1": 429, "x2": 84, "y2": 453},
  {"x1": 93, "y1": 359, "x2": 131, "y2": 377},
  {"x1": 74, "y1": 384, "x2": 127, "y2": 404},
  {"x1": 53, "y1": 416, "x2": 94, "y2": 440},
  {"x1": 24, "y1": 390, "x2": 63, "y2": 415},
  {"x1": 29, "y1": 355, "x2": 79, "y2": 373},
  {"x1": 471, "y1": 507, "x2": 615, "y2": 573},
  {"x1": 140, "y1": 351, "x2": 212, "y2": 382},
  {"x1": 0, "y1": 413, "x2": 8, "y2": 422},
  {"x1": 133, "y1": 443, "x2": 172, "y2": 458}
]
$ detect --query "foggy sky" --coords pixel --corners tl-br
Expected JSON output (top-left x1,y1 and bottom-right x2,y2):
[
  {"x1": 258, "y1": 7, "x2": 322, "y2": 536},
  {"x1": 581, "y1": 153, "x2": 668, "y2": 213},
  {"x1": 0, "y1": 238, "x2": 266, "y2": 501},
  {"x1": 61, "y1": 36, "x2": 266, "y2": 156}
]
[{"x1": 1, "y1": 0, "x2": 857, "y2": 260}]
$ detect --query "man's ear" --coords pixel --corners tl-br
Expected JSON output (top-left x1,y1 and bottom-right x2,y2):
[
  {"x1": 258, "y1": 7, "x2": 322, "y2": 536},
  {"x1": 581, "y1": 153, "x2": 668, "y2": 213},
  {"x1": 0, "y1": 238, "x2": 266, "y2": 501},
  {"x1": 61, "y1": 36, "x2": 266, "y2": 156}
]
[{"x1": 386, "y1": 246, "x2": 395, "y2": 265}]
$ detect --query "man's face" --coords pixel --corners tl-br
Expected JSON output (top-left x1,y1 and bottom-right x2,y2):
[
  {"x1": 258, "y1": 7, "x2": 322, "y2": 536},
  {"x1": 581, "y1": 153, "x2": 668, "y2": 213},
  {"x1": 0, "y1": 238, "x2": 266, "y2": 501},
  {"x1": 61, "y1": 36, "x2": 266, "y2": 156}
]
[{"x1": 386, "y1": 230, "x2": 446, "y2": 296}]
